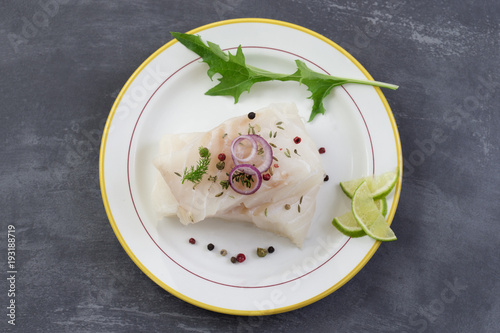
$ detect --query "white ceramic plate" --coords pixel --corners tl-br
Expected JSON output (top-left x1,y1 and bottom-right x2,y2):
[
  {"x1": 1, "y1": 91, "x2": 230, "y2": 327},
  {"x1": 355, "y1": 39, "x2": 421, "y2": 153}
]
[{"x1": 100, "y1": 18, "x2": 402, "y2": 315}]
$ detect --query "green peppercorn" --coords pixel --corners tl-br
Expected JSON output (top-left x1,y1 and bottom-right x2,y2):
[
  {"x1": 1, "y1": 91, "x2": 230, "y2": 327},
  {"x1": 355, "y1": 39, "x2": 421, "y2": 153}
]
[
  {"x1": 257, "y1": 247, "x2": 267, "y2": 257},
  {"x1": 230, "y1": 256, "x2": 237, "y2": 263},
  {"x1": 199, "y1": 147, "x2": 209, "y2": 158},
  {"x1": 216, "y1": 160, "x2": 225, "y2": 170}
]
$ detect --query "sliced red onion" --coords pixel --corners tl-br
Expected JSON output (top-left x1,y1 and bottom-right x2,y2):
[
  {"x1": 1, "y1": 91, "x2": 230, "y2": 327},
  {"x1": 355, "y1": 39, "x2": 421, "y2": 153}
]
[
  {"x1": 230, "y1": 135, "x2": 273, "y2": 173},
  {"x1": 231, "y1": 135, "x2": 257, "y2": 164},
  {"x1": 228, "y1": 164, "x2": 262, "y2": 195},
  {"x1": 250, "y1": 135, "x2": 273, "y2": 173}
]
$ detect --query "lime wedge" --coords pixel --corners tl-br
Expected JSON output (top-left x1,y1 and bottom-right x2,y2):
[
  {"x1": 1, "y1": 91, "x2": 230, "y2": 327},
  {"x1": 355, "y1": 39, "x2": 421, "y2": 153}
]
[
  {"x1": 352, "y1": 182, "x2": 396, "y2": 242},
  {"x1": 367, "y1": 167, "x2": 399, "y2": 199},
  {"x1": 339, "y1": 178, "x2": 364, "y2": 199},
  {"x1": 340, "y1": 167, "x2": 399, "y2": 199},
  {"x1": 332, "y1": 197, "x2": 387, "y2": 237},
  {"x1": 332, "y1": 212, "x2": 366, "y2": 238}
]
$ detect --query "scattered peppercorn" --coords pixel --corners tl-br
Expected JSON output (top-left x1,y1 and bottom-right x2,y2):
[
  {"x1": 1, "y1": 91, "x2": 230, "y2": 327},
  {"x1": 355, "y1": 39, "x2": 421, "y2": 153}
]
[
  {"x1": 324, "y1": 175, "x2": 329, "y2": 182},
  {"x1": 262, "y1": 173, "x2": 271, "y2": 181},
  {"x1": 218, "y1": 153, "x2": 226, "y2": 161},
  {"x1": 230, "y1": 256, "x2": 237, "y2": 263},
  {"x1": 199, "y1": 147, "x2": 209, "y2": 158},
  {"x1": 293, "y1": 136, "x2": 302, "y2": 144},
  {"x1": 257, "y1": 247, "x2": 268, "y2": 257},
  {"x1": 274, "y1": 163, "x2": 279, "y2": 168},
  {"x1": 268, "y1": 246, "x2": 275, "y2": 254},
  {"x1": 207, "y1": 243, "x2": 214, "y2": 251},
  {"x1": 236, "y1": 253, "x2": 246, "y2": 263},
  {"x1": 319, "y1": 147, "x2": 326, "y2": 154},
  {"x1": 189, "y1": 238, "x2": 196, "y2": 244},
  {"x1": 284, "y1": 204, "x2": 291, "y2": 210},
  {"x1": 248, "y1": 112, "x2": 256, "y2": 119},
  {"x1": 216, "y1": 160, "x2": 225, "y2": 170},
  {"x1": 220, "y1": 249, "x2": 227, "y2": 256}
]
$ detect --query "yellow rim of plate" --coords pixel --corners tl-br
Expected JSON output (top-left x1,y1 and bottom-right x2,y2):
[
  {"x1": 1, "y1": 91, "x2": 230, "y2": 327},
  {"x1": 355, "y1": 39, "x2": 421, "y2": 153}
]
[{"x1": 99, "y1": 17, "x2": 403, "y2": 316}]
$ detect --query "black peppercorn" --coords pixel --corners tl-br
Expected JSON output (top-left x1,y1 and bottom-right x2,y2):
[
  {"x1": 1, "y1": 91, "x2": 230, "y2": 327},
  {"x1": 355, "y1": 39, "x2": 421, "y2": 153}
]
[
  {"x1": 207, "y1": 243, "x2": 214, "y2": 251},
  {"x1": 248, "y1": 112, "x2": 256, "y2": 119}
]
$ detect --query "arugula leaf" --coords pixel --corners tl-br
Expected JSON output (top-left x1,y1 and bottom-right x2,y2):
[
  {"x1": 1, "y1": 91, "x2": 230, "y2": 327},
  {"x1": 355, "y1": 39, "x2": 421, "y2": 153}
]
[
  {"x1": 171, "y1": 32, "x2": 398, "y2": 121},
  {"x1": 171, "y1": 32, "x2": 284, "y2": 102}
]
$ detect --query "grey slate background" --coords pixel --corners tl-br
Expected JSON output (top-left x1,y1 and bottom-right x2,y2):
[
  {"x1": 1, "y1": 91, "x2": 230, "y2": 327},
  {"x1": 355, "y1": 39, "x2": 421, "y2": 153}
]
[{"x1": 1, "y1": 0, "x2": 499, "y2": 332}]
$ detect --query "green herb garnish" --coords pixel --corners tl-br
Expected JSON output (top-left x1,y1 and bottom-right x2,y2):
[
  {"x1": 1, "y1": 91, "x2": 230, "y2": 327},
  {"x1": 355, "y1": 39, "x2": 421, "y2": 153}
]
[
  {"x1": 220, "y1": 180, "x2": 229, "y2": 190},
  {"x1": 171, "y1": 32, "x2": 398, "y2": 122},
  {"x1": 181, "y1": 146, "x2": 211, "y2": 184},
  {"x1": 231, "y1": 171, "x2": 254, "y2": 188}
]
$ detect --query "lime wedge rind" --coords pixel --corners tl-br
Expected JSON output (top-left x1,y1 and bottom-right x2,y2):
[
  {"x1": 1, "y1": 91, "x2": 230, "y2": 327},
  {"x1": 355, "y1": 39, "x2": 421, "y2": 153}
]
[{"x1": 376, "y1": 197, "x2": 388, "y2": 217}]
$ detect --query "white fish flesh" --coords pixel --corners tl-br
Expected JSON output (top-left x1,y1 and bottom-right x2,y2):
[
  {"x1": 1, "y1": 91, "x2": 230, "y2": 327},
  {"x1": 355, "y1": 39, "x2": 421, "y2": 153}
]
[{"x1": 153, "y1": 103, "x2": 325, "y2": 247}]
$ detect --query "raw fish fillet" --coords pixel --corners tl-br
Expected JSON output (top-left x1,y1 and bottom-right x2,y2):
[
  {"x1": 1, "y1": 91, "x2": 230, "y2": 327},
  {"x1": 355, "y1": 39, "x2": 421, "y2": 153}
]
[{"x1": 153, "y1": 103, "x2": 325, "y2": 247}]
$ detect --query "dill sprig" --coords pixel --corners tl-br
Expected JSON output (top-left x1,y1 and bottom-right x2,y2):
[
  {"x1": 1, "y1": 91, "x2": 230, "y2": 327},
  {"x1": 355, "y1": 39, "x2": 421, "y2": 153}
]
[{"x1": 181, "y1": 147, "x2": 211, "y2": 184}]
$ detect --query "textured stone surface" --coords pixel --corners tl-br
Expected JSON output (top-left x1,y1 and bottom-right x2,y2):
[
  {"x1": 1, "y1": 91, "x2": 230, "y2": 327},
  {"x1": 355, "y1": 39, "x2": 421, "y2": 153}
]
[{"x1": 1, "y1": 1, "x2": 499, "y2": 332}]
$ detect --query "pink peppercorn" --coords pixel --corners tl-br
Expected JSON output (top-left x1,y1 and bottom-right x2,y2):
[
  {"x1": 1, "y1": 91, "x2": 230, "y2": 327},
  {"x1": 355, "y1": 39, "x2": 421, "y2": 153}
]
[
  {"x1": 236, "y1": 253, "x2": 246, "y2": 263},
  {"x1": 262, "y1": 174, "x2": 271, "y2": 181},
  {"x1": 218, "y1": 153, "x2": 226, "y2": 161},
  {"x1": 189, "y1": 238, "x2": 196, "y2": 244},
  {"x1": 319, "y1": 147, "x2": 326, "y2": 154}
]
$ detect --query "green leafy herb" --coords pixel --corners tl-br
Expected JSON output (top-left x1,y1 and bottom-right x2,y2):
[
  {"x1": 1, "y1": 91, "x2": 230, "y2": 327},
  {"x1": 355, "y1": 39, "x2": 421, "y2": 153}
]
[
  {"x1": 231, "y1": 171, "x2": 254, "y2": 188},
  {"x1": 171, "y1": 32, "x2": 398, "y2": 122},
  {"x1": 181, "y1": 146, "x2": 211, "y2": 184},
  {"x1": 248, "y1": 123, "x2": 256, "y2": 135},
  {"x1": 220, "y1": 180, "x2": 229, "y2": 190}
]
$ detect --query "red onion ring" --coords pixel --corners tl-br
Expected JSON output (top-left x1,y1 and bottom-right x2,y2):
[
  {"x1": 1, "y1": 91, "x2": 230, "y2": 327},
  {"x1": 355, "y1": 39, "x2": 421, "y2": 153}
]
[
  {"x1": 250, "y1": 135, "x2": 273, "y2": 173},
  {"x1": 228, "y1": 164, "x2": 262, "y2": 195},
  {"x1": 230, "y1": 135, "x2": 273, "y2": 173},
  {"x1": 231, "y1": 135, "x2": 257, "y2": 164}
]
